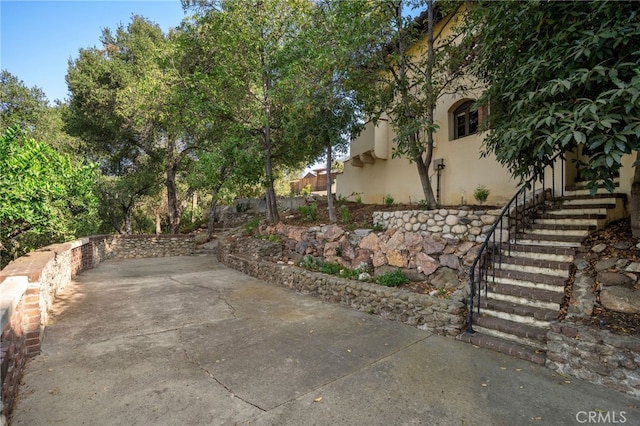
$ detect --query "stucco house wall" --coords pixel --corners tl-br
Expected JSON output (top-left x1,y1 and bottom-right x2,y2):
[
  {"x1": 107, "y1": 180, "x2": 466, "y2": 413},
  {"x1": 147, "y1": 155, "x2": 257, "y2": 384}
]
[{"x1": 337, "y1": 4, "x2": 635, "y2": 207}]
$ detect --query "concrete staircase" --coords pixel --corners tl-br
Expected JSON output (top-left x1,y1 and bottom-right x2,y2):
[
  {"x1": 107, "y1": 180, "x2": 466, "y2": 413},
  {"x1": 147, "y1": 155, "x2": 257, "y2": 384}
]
[{"x1": 458, "y1": 181, "x2": 627, "y2": 364}]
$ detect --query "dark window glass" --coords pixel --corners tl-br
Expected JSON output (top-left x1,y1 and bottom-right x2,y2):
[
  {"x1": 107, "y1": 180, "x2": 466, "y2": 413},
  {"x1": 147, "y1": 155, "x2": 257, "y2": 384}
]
[{"x1": 453, "y1": 100, "x2": 479, "y2": 139}]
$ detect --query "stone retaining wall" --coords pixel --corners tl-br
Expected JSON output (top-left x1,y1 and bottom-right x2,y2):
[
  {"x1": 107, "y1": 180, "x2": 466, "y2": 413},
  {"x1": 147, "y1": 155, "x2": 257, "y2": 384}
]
[
  {"x1": 547, "y1": 322, "x2": 640, "y2": 397},
  {"x1": 544, "y1": 241, "x2": 640, "y2": 398},
  {"x1": 372, "y1": 208, "x2": 502, "y2": 242},
  {"x1": 0, "y1": 234, "x2": 194, "y2": 418},
  {"x1": 217, "y1": 237, "x2": 467, "y2": 336}
]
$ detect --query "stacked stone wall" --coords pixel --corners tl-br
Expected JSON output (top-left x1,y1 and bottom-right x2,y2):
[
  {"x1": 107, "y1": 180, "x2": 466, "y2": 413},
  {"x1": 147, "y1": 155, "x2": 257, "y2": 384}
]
[
  {"x1": 218, "y1": 237, "x2": 467, "y2": 336},
  {"x1": 547, "y1": 323, "x2": 640, "y2": 397},
  {"x1": 372, "y1": 208, "x2": 502, "y2": 242}
]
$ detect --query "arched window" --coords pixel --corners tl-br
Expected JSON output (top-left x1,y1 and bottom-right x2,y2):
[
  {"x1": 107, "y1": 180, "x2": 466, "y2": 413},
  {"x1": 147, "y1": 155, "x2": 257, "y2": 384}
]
[{"x1": 453, "y1": 100, "x2": 478, "y2": 139}]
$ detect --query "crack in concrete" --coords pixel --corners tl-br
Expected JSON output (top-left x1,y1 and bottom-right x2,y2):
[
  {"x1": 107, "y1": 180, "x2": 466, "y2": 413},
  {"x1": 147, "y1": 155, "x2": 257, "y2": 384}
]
[
  {"x1": 168, "y1": 275, "x2": 237, "y2": 318},
  {"x1": 180, "y1": 346, "x2": 266, "y2": 412}
]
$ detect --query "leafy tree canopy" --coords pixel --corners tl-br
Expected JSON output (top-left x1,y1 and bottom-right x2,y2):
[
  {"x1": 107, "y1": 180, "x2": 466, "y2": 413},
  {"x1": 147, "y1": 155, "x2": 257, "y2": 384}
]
[
  {"x1": 0, "y1": 126, "x2": 99, "y2": 266},
  {"x1": 465, "y1": 0, "x2": 640, "y2": 192}
]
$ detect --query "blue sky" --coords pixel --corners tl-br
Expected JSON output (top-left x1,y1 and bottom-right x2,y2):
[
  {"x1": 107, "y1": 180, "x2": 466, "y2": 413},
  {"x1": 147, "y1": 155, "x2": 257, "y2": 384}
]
[{"x1": 1, "y1": 0, "x2": 188, "y2": 103}]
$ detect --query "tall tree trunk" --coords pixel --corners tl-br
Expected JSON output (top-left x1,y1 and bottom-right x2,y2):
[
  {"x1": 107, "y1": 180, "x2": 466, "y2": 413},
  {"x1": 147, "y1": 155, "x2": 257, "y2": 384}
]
[
  {"x1": 631, "y1": 153, "x2": 640, "y2": 237},
  {"x1": 207, "y1": 173, "x2": 227, "y2": 239},
  {"x1": 414, "y1": 133, "x2": 437, "y2": 208},
  {"x1": 262, "y1": 50, "x2": 280, "y2": 225},
  {"x1": 166, "y1": 139, "x2": 181, "y2": 234},
  {"x1": 420, "y1": 0, "x2": 437, "y2": 209},
  {"x1": 191, "y1": 192, "x2": 198, "y2": 223},
  {"x1": 155, "y1": 211, "x2": 162, "y2": 234},
  {"x1": 326, "y1": 144, "x2": 337, "y2": 223}
]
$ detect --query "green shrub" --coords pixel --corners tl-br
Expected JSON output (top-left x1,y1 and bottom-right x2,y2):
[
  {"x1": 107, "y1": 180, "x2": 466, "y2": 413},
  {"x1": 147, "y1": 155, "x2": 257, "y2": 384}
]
[
  {"x1": 377, "y1": 269, "x2": 409, "y2": 287},
  {"x1": 318, "y1": 261, "x2": 343, "y2": 275},
  {"x1": 339, "y1": 205, "x2": 350, "y2": 223},
  {"x1": 355, "y1": 194, "x2": 363, "y2": 205},
  {"x1": 372, "y1": 223, "x2": 385, "y2": 232},
  {"x1": 244, "y1": 217, "x2": 260, "y2": 235},
  {"x1": 298, "y1": 202, "x2": 318, "y2": 221},
  {"x1": 301, "y1": 183, "x2": 312, "y2": 196},
  {"x1": 383, "y1": 194, "x2": 394, "y2": 205},
  {"x1": 298, "y1": 255, "x2": 319, "y2": 270},
  {"x1": 341, "y1": 268, "x2": 362, "y2": 280},
  {"x1": 336, "y1": 193, "x2": 347, "y2": 206},
  {"x1": 474, "y1": 185, "x2": 490, "y2": 204}
]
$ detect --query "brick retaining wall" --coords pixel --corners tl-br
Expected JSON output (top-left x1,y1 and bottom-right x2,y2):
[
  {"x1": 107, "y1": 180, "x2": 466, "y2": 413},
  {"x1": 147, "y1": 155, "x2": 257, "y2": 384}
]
[{"x1": 0, "y1": 234, "x2": 194, "y2": 418}]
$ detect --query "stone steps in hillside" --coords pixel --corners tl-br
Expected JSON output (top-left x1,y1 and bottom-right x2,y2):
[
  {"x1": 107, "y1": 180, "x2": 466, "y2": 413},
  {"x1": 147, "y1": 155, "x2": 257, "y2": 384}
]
[{"x1": 473, "y1": 296, "x2": 558, "y2": 328}]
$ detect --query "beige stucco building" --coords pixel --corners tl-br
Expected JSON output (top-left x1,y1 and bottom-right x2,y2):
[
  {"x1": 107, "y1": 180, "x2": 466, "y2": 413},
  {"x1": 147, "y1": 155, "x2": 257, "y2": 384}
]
[{"x1": 336, "y1": 5, "x2": 634, "y2": 208}]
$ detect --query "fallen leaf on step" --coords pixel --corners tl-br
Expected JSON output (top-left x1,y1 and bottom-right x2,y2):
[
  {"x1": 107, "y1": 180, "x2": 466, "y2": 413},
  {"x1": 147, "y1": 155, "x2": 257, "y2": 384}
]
[{"x1": 313, "y1": 397, "x2": 323, "y2": 402}]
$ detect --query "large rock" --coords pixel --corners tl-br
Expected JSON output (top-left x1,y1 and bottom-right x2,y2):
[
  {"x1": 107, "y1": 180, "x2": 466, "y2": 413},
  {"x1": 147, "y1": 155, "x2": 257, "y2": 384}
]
[
  {"x1": 339, "y1": 239, "x2": 356, "y2": 261},
  {"x1": 594, "y1": 258, "x2": 618, "y2": 272},
  {"x1": 600, "y1": 286, "x2": 640, "y2": 314},
  {"x1": 415, "y1": 252, "x2": 439, "y2": 275},
  {"x1": 430, "y1": 267, "x2": 460, "y2": 290},
  {"x1": 352, "y1": 249, "x2": 373, "y2": 272},
  {"x1": 322, "y1": 224, "x2": 344, "y2": 241},
  {"x1": 597, "y1": 271, "x2": 634, "y2": 288},
  {"x1": 422, "y1": 236, "x2": 446, "y2": 255},
  {"x1": 404, "y1": 232, "x2": 423, "y2": 254},
  {"x1": 439, "y1": 253, "x2": 461, "y2": 270},
  {"x1": 359, "y1": 232, "x2": 380, "y2": 251},
  {"x1": 385, "y1": 230, "x2": 405, "y2": 251},
  {"x1": 387, "y1": 249, "x2": 409, "y2": 268}
]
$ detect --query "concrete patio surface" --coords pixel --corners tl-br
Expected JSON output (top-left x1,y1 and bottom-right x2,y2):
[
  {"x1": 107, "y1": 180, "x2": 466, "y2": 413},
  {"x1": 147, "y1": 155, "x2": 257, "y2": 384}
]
[{"x1": 9, "y1": 256, "x2": 639, "y2": 425}]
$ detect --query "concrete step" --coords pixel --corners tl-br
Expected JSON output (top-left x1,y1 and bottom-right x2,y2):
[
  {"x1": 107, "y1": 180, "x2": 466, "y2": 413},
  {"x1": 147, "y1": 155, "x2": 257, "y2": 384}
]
[
  {"x1": 512, "y1": 234, "x2": 584, "y2": 248},
  {"x1": 502, "y1": 243, "x2": 575, "y2": 263},
  {"x1": 498, "y1": 261, "x2": 569, "y2": 278},
  {"x1": 485, "y1": 282, "x2": 563, "y2": 310},
  {"x1": 490, "y1": 269, "x2": 567, "y2": 293},
  {"x1": 471, "y1": 315, "x2": 548, "y2": 350},
  {"x1": 545, "y1": 204, "x2": 614, "y2": 216},
  {"x1": 457, "y1": 332, "x2": 546, "y2": 365},
  {"x1": 473, "y1": 297, "x2": 557, "y2": 327},
  {"x1": 534, "y1": 215, "x2": 606, "y2": 228},
  {"x1": 522, "y1": 224, "x2": 592, "y2": 237},
  {"x1": 559, "y1": 193, "x2": 626, "y2": 206}
]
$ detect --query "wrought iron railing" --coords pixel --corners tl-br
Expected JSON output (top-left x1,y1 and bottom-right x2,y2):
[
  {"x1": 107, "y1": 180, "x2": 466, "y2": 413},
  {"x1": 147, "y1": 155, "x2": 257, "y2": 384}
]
[{"x1": 466, "y1": 153, "x2": 565, "y2": 333}]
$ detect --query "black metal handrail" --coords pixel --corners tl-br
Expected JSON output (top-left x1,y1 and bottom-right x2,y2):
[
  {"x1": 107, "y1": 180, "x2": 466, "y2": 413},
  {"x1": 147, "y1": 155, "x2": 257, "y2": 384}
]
[{"x1": 466, "y1": 152, "x2": 565, "y2": 333}]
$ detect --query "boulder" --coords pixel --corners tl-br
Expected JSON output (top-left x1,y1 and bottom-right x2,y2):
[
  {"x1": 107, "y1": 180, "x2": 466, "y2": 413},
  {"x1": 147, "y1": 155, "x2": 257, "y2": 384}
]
[
  {"x1": 359, "y1": 232, "x2": 380, "y2": 251},
  {"x1": 430, "y1": 267, "x2": 460, "y2": 290},
  {"x1": 322, "y1": 224, "x2": 344, "y2": 241},
  {"x1": 352, "y1": 249, "x2": 373, "y2": 272},
  {"x1": 600, "y1": 286, "x2": 640, "y2": 314},
  {"x1": 594, "y1": 258, "x2": 618, "y2": 272},
  {"x1": 439, "y1": 253, "x2": 461, "y2": 270},
  {"x1": 597, "y1": 271, "x2": 634, "y2": 288},
  {"x1": 422, "y1": 236, "x2": 446, "y2": 255},
  {"x1": 387, "y1": 249, "x2": 410, "y2": 268},
  {"x1": 415, "y1": 252, "x2": 439, "y2": 275}
]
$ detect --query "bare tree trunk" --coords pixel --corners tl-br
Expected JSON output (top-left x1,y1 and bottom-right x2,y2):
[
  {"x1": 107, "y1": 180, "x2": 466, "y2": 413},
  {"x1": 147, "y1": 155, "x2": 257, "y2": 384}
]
[
  {"x1": 191, "y1": 192, "x2": 198, "y2": 223},
  {"x1": 155, "y1": 212, "x2": 162, "y2": 234},
  {"x1": 166, "y1": 137, "x2": 180, "y2": 234},
  {"x1": 262, "y1": 53, "x2": 280, "y2": 225},
  {"x1": 207, "y1": 177, "x2": 226, "y2": 239},
  {"x1": 326, "y1": 145, "x2": 337, "y2": 223},
  {"x1": 631, "y1": 153, "x2": 640, "y2": 237}
]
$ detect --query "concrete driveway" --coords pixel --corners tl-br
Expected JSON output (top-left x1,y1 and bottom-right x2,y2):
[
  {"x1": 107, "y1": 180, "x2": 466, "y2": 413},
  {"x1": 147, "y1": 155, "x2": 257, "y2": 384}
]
[{"x1": 9, "y1": 256, "x2": 639, "y2": 425}]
